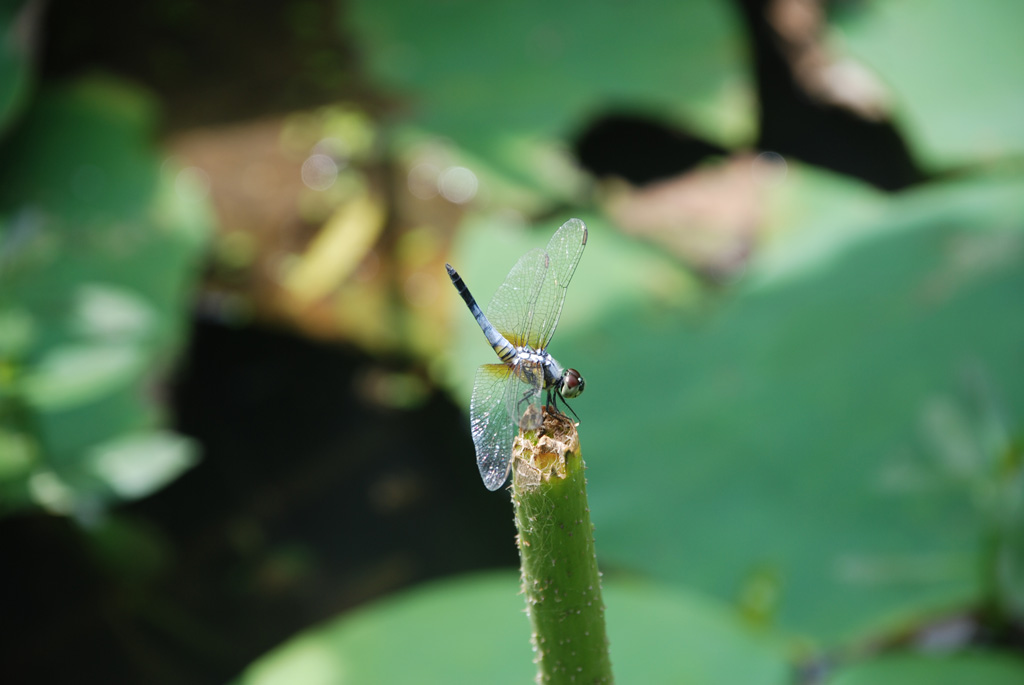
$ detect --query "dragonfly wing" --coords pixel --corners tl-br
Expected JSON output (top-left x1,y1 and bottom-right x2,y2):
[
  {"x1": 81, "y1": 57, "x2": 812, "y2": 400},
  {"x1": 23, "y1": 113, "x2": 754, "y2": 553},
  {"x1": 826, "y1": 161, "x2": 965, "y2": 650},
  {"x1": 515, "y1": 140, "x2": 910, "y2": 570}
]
[
  {"x1": 485, "y1": 247, "x2": 549, "y2": 348},
  {"x1": 527, "y1": 218, "x2": 588, "y2": 349},
  {"x1": 470, "y1": 363, "x2": 519, "y2": 491}
]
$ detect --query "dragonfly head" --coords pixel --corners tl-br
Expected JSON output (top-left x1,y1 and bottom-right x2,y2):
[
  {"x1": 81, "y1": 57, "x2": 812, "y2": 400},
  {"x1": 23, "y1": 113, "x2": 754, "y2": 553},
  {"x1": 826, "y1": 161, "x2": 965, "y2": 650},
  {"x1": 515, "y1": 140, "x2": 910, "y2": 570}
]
[{"x1": 559, "y1": 368, "x2": 585, "y2": 399}]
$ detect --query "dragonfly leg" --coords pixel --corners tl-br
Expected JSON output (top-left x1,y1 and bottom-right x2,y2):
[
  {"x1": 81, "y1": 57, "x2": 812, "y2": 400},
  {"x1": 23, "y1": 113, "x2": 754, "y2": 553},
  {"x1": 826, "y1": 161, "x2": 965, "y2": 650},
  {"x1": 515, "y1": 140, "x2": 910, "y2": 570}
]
[
  {"x1": 518, "y1": 389, "x2": 544, "y2": 432},
  {"x1": 550, "y1": 390, "x2": 581, "y2": 424},
  {"x1": 517, "y1": 389, "x2": 532, "y2": 414}
]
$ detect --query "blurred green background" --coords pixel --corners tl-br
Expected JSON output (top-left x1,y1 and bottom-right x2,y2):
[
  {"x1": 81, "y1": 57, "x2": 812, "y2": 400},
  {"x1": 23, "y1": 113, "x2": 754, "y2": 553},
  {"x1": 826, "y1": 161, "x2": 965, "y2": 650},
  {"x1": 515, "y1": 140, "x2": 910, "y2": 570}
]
[{"x1": 2, "y1": 0, "x2": 1022, "y2": 683}]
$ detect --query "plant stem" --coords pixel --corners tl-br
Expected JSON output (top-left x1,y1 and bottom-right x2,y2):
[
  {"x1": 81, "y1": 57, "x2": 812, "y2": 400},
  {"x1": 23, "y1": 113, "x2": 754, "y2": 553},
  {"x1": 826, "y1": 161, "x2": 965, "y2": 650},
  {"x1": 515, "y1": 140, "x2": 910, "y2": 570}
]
[{"x1": 512, "y1": 407, "x2": 612, "y2": 684}]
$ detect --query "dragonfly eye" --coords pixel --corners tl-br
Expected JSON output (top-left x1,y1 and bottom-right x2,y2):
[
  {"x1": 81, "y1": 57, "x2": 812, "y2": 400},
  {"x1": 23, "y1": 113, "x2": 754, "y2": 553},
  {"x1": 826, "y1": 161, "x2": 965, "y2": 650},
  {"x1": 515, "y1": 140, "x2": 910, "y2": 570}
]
[{"x1": 560, "y1": 368, "x2": 585, "y2": 399}]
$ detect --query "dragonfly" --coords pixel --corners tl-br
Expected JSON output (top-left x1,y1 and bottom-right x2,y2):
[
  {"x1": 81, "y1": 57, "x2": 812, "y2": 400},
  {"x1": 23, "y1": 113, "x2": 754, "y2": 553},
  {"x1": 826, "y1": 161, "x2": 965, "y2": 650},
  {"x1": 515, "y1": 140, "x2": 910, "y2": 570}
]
[{"x1": 445, "y1": 218, "x2": 588, "y2": 490}]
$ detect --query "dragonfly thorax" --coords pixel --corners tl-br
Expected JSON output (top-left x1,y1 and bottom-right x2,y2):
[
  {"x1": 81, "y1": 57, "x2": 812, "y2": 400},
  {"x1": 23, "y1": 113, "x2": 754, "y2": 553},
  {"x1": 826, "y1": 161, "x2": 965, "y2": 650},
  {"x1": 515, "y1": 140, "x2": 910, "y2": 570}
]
[
  {"x1": 512, "y1": 345, "x2": 562, "y2": 389},
  {"x1": 511, "y1": 346, "x2": 585, "y2": 401}
]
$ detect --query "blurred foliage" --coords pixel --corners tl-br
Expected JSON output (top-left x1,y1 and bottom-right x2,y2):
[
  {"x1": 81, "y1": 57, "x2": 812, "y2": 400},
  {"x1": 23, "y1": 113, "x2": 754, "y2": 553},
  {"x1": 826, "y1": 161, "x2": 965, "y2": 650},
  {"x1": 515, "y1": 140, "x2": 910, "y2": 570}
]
[
  {"x1": 0, "y1": 1, "x2": 33, "y2": 133},
  {"x1": 831, "y1": 0, "x2": 1024, "y2": 170},
  {"x1": 348, "y1": 0, "x2": 754, "y2": 198},
  {"x1": 442, "y1": 167, "x2": 1024, "y2": 644},
  {"x1": 238, "y1": 0, "x2": 1024, "y2": 681},
  {"x1": 240, "y1": 170, "x2": 1024, "y2": 678},
  {"x1": 0, "y1": 77, "x2": 210, "y2": 518},
  {"x1": 579, "y1": 172, "x2": 1023, "y2": 641},
  {"x1": 6, "y1": 0, "x2": 1024, "y2": 682},
  {"x1": 235, "y1": 572, "x2": 789, "y2": 685},
  {"x1": 824, "y1": 651, "x2": 1024, "y2": 685}
]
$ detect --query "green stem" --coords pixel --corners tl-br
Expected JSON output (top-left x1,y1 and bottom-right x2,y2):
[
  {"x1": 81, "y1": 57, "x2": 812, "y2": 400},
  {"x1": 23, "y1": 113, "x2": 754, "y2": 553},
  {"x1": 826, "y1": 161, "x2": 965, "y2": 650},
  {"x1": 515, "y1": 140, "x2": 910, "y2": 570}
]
[{"x1": 512, "y1": 408, "x2": 612, "y2": 684}]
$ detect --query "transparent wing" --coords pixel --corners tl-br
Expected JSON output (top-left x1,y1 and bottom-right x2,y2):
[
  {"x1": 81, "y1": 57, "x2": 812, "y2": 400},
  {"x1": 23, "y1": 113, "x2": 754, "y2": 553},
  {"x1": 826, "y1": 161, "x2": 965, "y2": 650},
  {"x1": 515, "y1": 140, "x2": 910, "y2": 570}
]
[
  {"x1": 505, "y1": 360, "x2": 546, "y2": 433},
  {"x1": 469, "y1": 364, "x2": 521, "y2": 491},
  {"x1": 485, "y1": 248, "x2": 548, "y2": 348},
  {"x1": 470, "y1": 362, "x2": 547, "y2": 490},
  {"x1": 485, "y1": 218, "x2": 587, "y2": 350},
  {"x1": 531, "y1": 218, "x2": 587, "y2": 350}
]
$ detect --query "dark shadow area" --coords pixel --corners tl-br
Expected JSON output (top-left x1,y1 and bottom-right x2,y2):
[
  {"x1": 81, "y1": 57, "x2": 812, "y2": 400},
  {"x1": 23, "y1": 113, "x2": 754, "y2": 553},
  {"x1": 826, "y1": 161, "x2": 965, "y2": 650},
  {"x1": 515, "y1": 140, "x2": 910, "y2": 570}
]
[
  {"x1": 573, "y1": 0, "x2": 926, "y2": 191},
  {"x1": 734, "y1": 0, "x2": 925, "y2": 190},
  {"x1": 39, "y1": 0, "x2": 373, "y2": 131},
  {"x1": 3, "y1": 320, "x2": 518, "y2": 684},
  {"x1": 574, "y1": 113, "x2": 728, "y2": 185}
]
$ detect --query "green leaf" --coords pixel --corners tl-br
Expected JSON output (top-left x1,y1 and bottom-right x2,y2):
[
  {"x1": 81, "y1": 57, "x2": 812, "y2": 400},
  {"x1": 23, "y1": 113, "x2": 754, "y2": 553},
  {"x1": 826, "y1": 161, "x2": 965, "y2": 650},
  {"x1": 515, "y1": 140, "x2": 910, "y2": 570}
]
[
  {"x1": 0, "y1": 306, "x2": 35, "y2": 356},
  {"x1": 606, "y1": 579, "x2": 788, "y2": 685},
  {"x1": 0, "y1": 78, "x2": 210, "y2": 516},
  {"x1": 825, "y1": 651, "x2": 1024, "y2": 685},
  {"x1": 0, "y1": 425, "x2": 36, "y2": 479},
  {"x1": 86, "y1": 430, "x2": 198, "y2": 500},
  {"x1": 443, "y1": 167, "x2": 1024, "y2": 642},
  {"x1": 235, "y1": 572, "x2": 788, "y2": 685},
  {"x1": 348, "y1": 0, "x2": 753, "y2": 193},
  {"x1": 21, "y1": 344, "x2": 146, "y2": 410},
  {"x1": 552, "y1": 171, "x2": 1024, "y2": 641},
  {"x1": 832, "y1": 0, "x2": 1024, "y2": 169}
]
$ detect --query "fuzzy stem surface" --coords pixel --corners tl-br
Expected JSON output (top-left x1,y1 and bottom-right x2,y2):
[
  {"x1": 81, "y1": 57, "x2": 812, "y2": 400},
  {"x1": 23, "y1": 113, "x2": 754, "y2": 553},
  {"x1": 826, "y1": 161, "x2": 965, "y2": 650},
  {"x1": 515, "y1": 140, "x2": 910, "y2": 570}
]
[{"x1": 512, "y1": 408, "x2": 612, "y2": 684}]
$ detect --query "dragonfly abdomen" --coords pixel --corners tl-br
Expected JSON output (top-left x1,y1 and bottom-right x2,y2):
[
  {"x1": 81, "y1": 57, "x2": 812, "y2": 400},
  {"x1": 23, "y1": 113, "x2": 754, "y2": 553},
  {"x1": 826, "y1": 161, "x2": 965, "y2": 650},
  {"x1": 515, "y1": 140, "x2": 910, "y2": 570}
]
[{"x1": 446, "y1": 263, "x2": 516, "y2": 362}]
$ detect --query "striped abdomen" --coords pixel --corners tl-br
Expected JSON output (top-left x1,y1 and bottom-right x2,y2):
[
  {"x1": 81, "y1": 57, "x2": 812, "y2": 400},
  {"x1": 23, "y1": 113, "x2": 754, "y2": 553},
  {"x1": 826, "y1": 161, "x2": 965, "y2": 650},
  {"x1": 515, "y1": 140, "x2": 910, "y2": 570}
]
[{"x1": 445, "y1": 263, "x2": 516, "y2": 362}]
